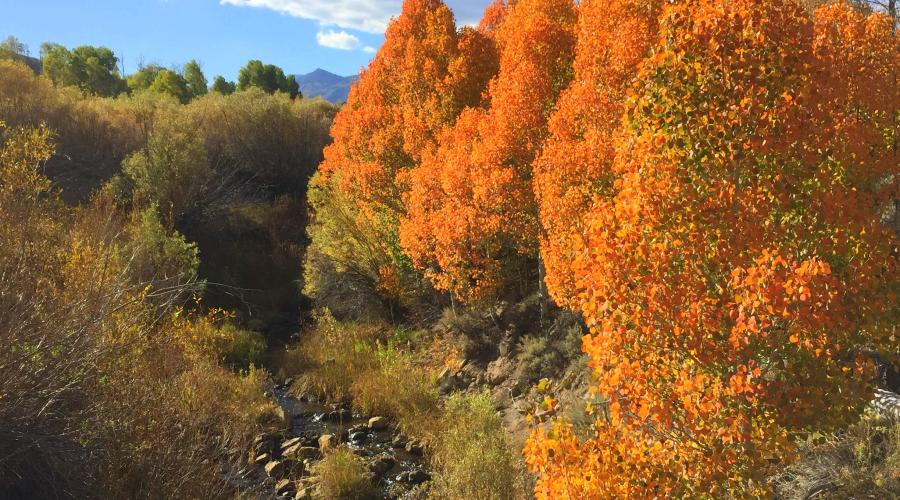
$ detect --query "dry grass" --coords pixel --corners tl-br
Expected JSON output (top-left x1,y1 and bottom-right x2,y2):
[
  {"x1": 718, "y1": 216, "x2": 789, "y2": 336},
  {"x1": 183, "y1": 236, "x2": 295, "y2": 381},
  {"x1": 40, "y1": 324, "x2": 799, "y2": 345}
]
[
  {"x1": 310, "y1": 448, "x2": 375, "y2": 499},
  {"x1": 773, "y1": 413, "x2": 900, "y2": 498},
  {"x1": 283, "y1": 312, "x2": 442, "y2": 437}
]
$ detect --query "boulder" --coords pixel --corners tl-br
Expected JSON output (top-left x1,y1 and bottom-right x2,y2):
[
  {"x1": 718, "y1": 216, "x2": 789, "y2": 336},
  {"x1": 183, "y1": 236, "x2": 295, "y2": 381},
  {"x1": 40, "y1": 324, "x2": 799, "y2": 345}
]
[
  {"x1": 324, "y1": 409, "x2": 352, "y2": 422},
  {"x1": 281, "y1": 437, "x2": 303, "y2": 450},
  {"x1": 255, "y1": 440, "x2": 276, "y2": 456},
  {"x1": 486, "y1": 358, "x2": 513, "y2": 386},
  {"x1": 254, "y1": 432, "x2": 280, "y2": 445},
  {"x1": 275, "y1": 479, "x2": 295, "y2": 495},
  {"x1": 254, "y1": 453, "x2": 272, "y2": 466},
  {"x1": 391, "y1": 434, "x2": 407, "y2": 448},
  {"x1": 397, "y1": 469, "x2": 430, "y2": 485},
  {"x1": 404, "y1": 440, "x2": 424, "y2": 456},
  {"x1": 294, "y1": 486, "x2": 315, "y2": 500},
  {"x1": 253, "y1": 432, "x2": 279, "y2": 455},
  {"x1": 274, "y1": 404, "x2": 293, "y2": 431},
  {"x1": 368, "y1": 454, "x2": 396, "y2": 477},
  {"x1": 265, "y1": 460, "x2": 287, "y2": 479},
  {"x1": 284, "y1": 446, "x2": 321, "y2": 460},
  {"x1": 368, "y1": 416, "x2": 389, "y2": 431},
  {"x1": 348, "y1": 423, "x2": 369, "y2": 434},
  {"x1": 498, "y1": 338, "x2": 512, "y2": 357},
  {"x1": 407, "y1": 469, "x2": 430, "y2": 485},
  {"x1": 349, "y1": 431, "x2": 368, "y2": 444}
]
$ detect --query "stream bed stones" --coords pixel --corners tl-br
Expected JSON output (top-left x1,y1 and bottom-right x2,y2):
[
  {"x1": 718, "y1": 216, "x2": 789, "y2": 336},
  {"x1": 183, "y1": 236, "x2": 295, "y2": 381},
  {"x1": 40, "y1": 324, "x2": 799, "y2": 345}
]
[{"x1": 247, "y1": 390, "x2": 430, "y2": 499}]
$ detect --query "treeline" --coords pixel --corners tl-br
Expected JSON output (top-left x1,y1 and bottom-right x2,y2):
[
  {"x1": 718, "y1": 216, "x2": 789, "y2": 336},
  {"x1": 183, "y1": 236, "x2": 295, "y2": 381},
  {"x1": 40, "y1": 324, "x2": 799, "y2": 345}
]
[
  {"x1": 0, "y1": 57, "x2": 338, "y2": 337},
  {"x1": 1, "y1": 36, "x2": 299, "y2": 101},
  {"x1": 307, "y1": 0, "x2": 897, "y2": 496}
]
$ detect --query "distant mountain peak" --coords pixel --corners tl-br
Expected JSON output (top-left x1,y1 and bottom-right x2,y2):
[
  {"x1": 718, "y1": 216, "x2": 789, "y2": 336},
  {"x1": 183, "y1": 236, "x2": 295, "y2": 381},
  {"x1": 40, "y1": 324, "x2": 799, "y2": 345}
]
[
  {"x1": 308, "y1": 68, "x2": 337, "y2": 77},
  {"x1": 295, "y1": 69, "x2": 357, "y2": 103}
]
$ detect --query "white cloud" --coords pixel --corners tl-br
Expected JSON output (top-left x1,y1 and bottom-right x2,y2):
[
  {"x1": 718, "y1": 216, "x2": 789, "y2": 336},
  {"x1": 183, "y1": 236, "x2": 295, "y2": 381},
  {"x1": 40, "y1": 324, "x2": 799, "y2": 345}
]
[
  {"x1": 220, "y1": 0, "x2": 400, "y2": 33},
  {"x1": 362, "y1": 46, "x2": 377, "y2": 54},
  {"x1": 220, "y1": 0, "x2": 494, "y2": 34},
  {"x1": 316, "y1": 30, "x2": 361, "y2": 50}
]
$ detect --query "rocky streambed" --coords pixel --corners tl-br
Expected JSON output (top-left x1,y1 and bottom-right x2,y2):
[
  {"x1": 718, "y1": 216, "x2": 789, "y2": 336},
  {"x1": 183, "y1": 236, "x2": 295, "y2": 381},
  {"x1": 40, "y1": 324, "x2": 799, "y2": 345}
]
[{"x1": 241, "y1": 380, "x2": 431, "y2": 499}]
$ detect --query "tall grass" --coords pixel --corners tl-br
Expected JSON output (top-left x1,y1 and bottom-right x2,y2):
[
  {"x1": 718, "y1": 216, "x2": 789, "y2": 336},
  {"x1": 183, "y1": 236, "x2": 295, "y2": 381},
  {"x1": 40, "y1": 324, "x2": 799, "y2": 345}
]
[
  {"x1": 283, "y1": 312, "x2": 442, "y2": 436},
  {"x1": 310, "y1": 448, "x2": 375, "y2": 499},
  {"x1": 428, "y1": 392, "x2": 527, "y2": 500}
]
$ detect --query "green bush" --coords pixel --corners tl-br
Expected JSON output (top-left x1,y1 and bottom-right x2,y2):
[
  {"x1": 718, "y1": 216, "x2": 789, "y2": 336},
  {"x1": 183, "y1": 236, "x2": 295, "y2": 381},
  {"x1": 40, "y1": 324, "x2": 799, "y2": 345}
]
[
  {"x1": 516, "y1": 335, "x2": 564, "y2": 384},
  {"x1": 122, "y1": 116, "x2": 212, "y2": 226},
  {"x1": 220, "y1": 324, "x2": 267, "y2": 369},
  {"x1": 437, "y1": 307, "x2": 501, "y2": 360},
  {"x1": 123, "y1": 205, "x2": 200, "y2": 290},
  {"x1": 429, "y1": 392, "x2": 524, "y2": 500}
]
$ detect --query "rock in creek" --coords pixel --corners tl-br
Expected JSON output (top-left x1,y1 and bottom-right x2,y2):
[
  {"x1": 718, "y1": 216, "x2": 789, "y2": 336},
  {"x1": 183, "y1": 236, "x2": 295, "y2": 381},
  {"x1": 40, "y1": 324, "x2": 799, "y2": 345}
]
[
  {"x1": 368, "y1": 416, "x2": 389, "y2": 431},
  {"x1": 283, "y1": 444, "x2": 322, "y2": 461},
  {"x1": 368, "y1": 454, "x2": 396, "y2": 477},
  {"x1": 404, "y1": 440, "x2": 424, "y2": 456},
  {"x1": 391, "y1": 434, "x2": 407, "y2": 448},
  {"x1": 396, "y1": 469, "x2": 430, "y2": 485},
  {"x1": 318, "y1": 433, "x2": 336, "y2": 452},
  {"x1": 281, "y1": 437, "x2": 302, "y2": 450},
  {"x1": 253, "y1": 453, "x2": 271, "y2": 466}
]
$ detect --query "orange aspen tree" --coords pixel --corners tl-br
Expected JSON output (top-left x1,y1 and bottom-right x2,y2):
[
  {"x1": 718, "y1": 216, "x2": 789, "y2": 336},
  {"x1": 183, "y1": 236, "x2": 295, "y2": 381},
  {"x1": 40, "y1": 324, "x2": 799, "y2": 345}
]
[
  {"x1": 534, "y1": 0, "x2": 661, "y2": 307},
  {"x1": 309, "y1": 0, "x2": 497, "y2": 303},
  {"x1": 525, "y1": 1, "x2": 898, "y2": 497},
  {"x1": 400, "y1": 0, "x2": 576, "y2": 304}
]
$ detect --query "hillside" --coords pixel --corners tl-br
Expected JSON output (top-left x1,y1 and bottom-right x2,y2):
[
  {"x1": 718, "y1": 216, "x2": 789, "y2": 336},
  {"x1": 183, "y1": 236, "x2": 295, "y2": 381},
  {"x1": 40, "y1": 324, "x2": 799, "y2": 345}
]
[{"x1": 294, "y1": 68, "x2": 356, "y2": 103}]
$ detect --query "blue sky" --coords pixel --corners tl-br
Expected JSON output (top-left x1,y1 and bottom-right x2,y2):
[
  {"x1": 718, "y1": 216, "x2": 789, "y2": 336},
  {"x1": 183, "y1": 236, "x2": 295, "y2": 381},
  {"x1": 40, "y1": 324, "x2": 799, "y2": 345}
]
[{"x1": 0, "y1": 0, "x2": 494, "y2": 80}]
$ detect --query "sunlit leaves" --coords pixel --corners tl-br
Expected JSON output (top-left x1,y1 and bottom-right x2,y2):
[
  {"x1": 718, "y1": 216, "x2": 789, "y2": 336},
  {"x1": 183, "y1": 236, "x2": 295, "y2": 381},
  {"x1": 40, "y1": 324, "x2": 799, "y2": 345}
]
[
  {"x1": 400, "y1": 0, "x2": 576, "y2": 304},
  {"x1": 525, "y1": 1, "x2": 898, "y2": 496}
]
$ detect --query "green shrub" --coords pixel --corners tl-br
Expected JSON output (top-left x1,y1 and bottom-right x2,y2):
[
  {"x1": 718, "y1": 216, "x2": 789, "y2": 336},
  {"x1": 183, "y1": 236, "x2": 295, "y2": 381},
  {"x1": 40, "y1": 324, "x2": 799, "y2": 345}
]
[
  {"x1": 311, "y1": 448, "x2": 375, "y2": 500},
  {"x1": 516, "y1": 335, "x2": 564, "y2": 385},
  {"x1": 548, "y1": 311, "x2": 585, "y2": 361},
  {"x1": 429, "y1": 392, "x2": 524, "y2": 500},
  {"x1": 437, "y1": 307, "x2": 501, "y2": 360},
  {"x1": 122, "y1": 116, "x2": 212, "y2": 226},
  {"x1": 124, "y1": 205, "x2": 200, "y2": 289},
  {"x1": 220, "y1": 324, "x2": 267, "y2": 369}
]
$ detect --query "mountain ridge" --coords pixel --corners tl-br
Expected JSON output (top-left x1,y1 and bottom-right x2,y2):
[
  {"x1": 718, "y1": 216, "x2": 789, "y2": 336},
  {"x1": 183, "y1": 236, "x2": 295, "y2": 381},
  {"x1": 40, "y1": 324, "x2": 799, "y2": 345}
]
[{"x1": 294, "y1": 68, "x2": 357, "y2": 103}]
